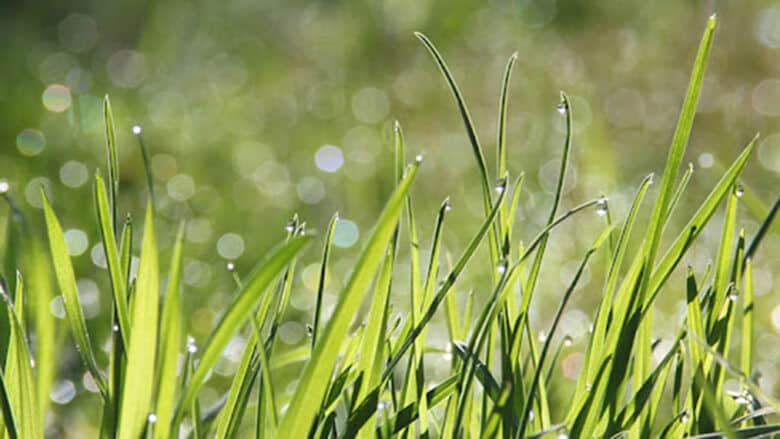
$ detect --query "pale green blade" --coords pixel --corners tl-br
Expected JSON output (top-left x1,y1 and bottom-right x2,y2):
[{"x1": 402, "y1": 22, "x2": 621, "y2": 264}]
[
  {"x1": 154, "y1": 224, "x2": 185, "y2": 439},
  {"x1": 117, "y1": 200, "x2": 160, "y2": 438}
]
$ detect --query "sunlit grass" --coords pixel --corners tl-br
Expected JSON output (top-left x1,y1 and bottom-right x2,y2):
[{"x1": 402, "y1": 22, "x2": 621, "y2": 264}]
[{"x1": 1, "y1": 14, "x2": 780, "y2": 438}]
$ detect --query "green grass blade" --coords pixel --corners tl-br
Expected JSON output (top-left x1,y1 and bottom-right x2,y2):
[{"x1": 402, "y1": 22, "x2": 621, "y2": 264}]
[
  {"x1": 3, "y1": 273, "x2": 40, "y2": 439},
  {"x1": 173, "y1": 235, "x2": 311, "y2": 426},
  {"x1": 645, "y1": 134, "x2": 758, "y2": 309},
  {"x1": 383, "y1": 187, "x2": 506, "y2": 382},
  {"x1": 547, "y1": 92, "x2": 572, "y2": 224},
  {"x1": 41, "y1": 190, "x2": 108, "y2": 399},
  {"x1": 518, "y1": 226, "x2": 613, "y2": 435},
  {"x1": 277, "y1": 162, "x2": 419, "y2": 437},
  {"x1": 94, "y1": 173, "x2": 130, "y2": 345},
  {"x1": 117, "y1": 200, "x2": 160, "y2": 438},
  {"x1": 154, "y1": 224, "x2": 185, "y2": 439},
  {"x1": 103, "y1": 95, "x2": 120, "y2": 231},
  {"x1": 743, "y1": 197, "x2": 779, "y2": 266},
  {"x1": 740, "y1": 258, "x2": 754, "y2": 379},
  {"x1": 415, "y1": 32, "x2": 500, "y2": 272},
  {"x1": 0, "y1": 366, "x2": 17, "y2": 439},
  {"x1": 312, "y1": 213, "x2": 338, "y2": 348}
]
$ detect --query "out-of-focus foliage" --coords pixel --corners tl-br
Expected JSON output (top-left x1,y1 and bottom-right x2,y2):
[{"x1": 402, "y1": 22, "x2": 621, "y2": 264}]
[{"x1": 0, "y1": 0, "x2": 778, "y2": 435}]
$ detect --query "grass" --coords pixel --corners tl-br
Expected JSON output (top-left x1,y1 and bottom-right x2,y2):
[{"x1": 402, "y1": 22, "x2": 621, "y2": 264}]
[{"x1": 1, "y1": 13, "x2": 780, "y2": 438}]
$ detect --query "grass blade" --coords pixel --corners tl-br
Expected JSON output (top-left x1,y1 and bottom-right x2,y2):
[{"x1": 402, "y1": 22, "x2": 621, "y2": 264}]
[
  {"x1": 277, "y1": 161, "x2": 419, "y2": 437},
  {"x1": 154, "y1": 224, "x2": 185, "y2": 439},
  {"x1": 94, "y1": 173, "x2": 130, "y2": 345},
  {"x1": 173, "y1": 235, "x2": 311, "y2": 425},
  {"x1": 117, "y1": 201, "x2": 160, "y2": 438},
  {"x1": 41, "y1": 190, "x2": 108, "y2": 399}
]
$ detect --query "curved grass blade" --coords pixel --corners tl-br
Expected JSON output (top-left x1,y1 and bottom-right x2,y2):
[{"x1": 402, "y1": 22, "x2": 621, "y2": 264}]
[
  {"x1": 94, "y1": 174, "x2": 130, "y2": 345},
  {"x1": 41, "y1": 191, "x2": 108, "y2": 399},
  {"x1": 277, "y1": 162, "x2": 419, "y2": 437},
  {"x1": 117, "y1": 201, "x2": 160, "y2": 438},
  {"x1": 415, "y1": 32, "x2": 500, "y2": 271},
  {"x1": 154, "y1": 224, "x2": 185, "y2": 439},
  {"x1": 173, "y1": 235, "x2": 311, "y2": 426}
]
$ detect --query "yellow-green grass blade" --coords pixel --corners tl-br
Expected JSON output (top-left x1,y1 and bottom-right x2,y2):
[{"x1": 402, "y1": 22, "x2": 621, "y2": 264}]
[
  {"x1": 645, "y1": 134, "x2": 758, "y2": 311},
  {"x1": 117, "y1": 201, "x2": 160, "y2": 438},
  {"x1": 41, "y1": 190, "x2": 108, "y2": 399},
  {"x1": 3, "y1": 273, "x2": 40, "y2": 439},
  {"x1": 103, "y1": 95, "x2": 120, "y2": 231},
  {"x1": 277, "y1": 162, "x2": 419, "y2": 437},
  {"x1": 518, "y1": 226, "x2": 613, "y2": 436},
  {"x1": 575, "y1": 173, "x2": 653, "y2": 402},
  {"x1": 708, "y1": 187, "x2": 739, "y2": 334},
  {"x1": 634, "y1": 15, "x2": 717, "y2": 403},
  {"x1": 173, "y1": 234, "x2": 311, "y2": 426},
  {"x1": 154, "y1": 224, "x2": 185, "y2": 439},
  {"x1": 94, "y1": 174, "x2": 130, "y2": 345}
]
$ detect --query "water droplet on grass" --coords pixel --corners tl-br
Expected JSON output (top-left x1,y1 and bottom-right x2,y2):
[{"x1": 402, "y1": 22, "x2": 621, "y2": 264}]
[
  {"x1": 595, "y1": 196, "x2": 609, "y2": 216},
  {"x1": 497, "y1": 260, "x2": 508, "y2": 274},
  {"x1": 556, "y1": 101, "x2": 567, "y2": 115},
  {"x1": 495, "y1": 179, "x2": 507, "y2": 194},
  {"x1": 681, "y1": 410, "x2": 691, "y2": 423},
  {"x1": 735, "y1": 184, "x2": 744, "y2": 198},
  {"x1": 186, "y1": 335, "x2": 198, "y2": 353},
  {"x1": 0, "y1": 179, "x2": 9, "y2": 194},
  {"x1": 226, "y1": 262, "x2": 236, "y2": 272},
  {"x1": 147, "y1": 413, "x2": 157, "y2": 424},
  {"x1": 112, "y1": 324, "x2": 119, "y2": 332},
  {"x1": 415, "y1": 154, "x2": 424, "y2": 163},
  {"x1": 132, "y1": 125, "x2": 142, "y2": 135},
  {"x1": 443, "y1": 197, "x2": 452, "y2": 212}
]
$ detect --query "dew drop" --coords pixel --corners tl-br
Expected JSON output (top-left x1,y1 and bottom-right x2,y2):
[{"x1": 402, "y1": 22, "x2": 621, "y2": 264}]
[
  {"x1": 681, "y1": 410, "x2": 691, "y2": 423},
  {"x1": 496, "y1": 260, "x2": 508, "y2": 274},
  {"x1": 563, "y1": 335, "x2": 573, "y2": 347},
  {"x1": 647, "y1": 173, "x2": 655, "y2": 185},
  {"x1": 443, "y1": 197, "x2": 452, "y2": 212},
  {"x1": 285, "y1": 219, "x2": 296, "y2": 233},
  {"x1": 132, "y1": 125, "x2": 142, "y2": 135},
  {"x1": 0, "y1": 179, "x2": 9, "y2": 194},
  {"x1": 494, "y1": 180, "x2": 507, "y2": 194},
  {"x1": 595, "y1": 196, "x2": 609, "y2": 216},
  {"x1": 728, "y1": 291, "x2": 739, "y2": 302},
  {"x1": 556, "y1": 101, "x2": 567, "y2": 115},
  {"x1": 306, "y1": 324, "x2": 313, "y2": 335},
  {"x1": 147, "y1": 413, "x2": 157, "y2": 424},
  {"x1": 30, "y1": 358, "x2": 36, "y2": 368},
  {"x1": 538, "y1": 331, "x2": 547, "y2": 342},
  {"x1": 415, "y1": 154, "x2": 424, "y2": 163},
  {"x1": 186, "y1": 335, "x2": 198, "y2": 353},
  {"x1": 112, "y1": 324, "x2": 119, "y2": 332},
  {"x1": 735, "y1": 184, "x2": 744, "y2": 198},
  {"x1": 226, "y1": 262, "x2": 236, "y2": 272}
]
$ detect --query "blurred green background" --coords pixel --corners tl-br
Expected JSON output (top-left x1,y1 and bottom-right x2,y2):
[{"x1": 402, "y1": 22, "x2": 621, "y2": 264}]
[{"x1": 1, "y1": 0, "x2": 779, "y2": 435}]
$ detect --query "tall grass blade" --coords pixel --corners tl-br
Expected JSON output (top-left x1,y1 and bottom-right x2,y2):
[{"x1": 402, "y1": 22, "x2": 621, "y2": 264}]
[
  {"x1": 277, "y1": 162, "x2": 419, "y2": 437},
  {"x1": 103, "y1": 95, "x2": 120, "y2": 232},
  {"x1": 154, "y1": 224, "x2": 185, "y2": 439},
  {"x1": 117, "y1": 200, "x2": 159, "y2": 438}
]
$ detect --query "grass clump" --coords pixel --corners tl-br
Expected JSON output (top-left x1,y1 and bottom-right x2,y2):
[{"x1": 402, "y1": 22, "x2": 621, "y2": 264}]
[{"x1": 1, "y1": 13, "x2": 779, "y2": 438}]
